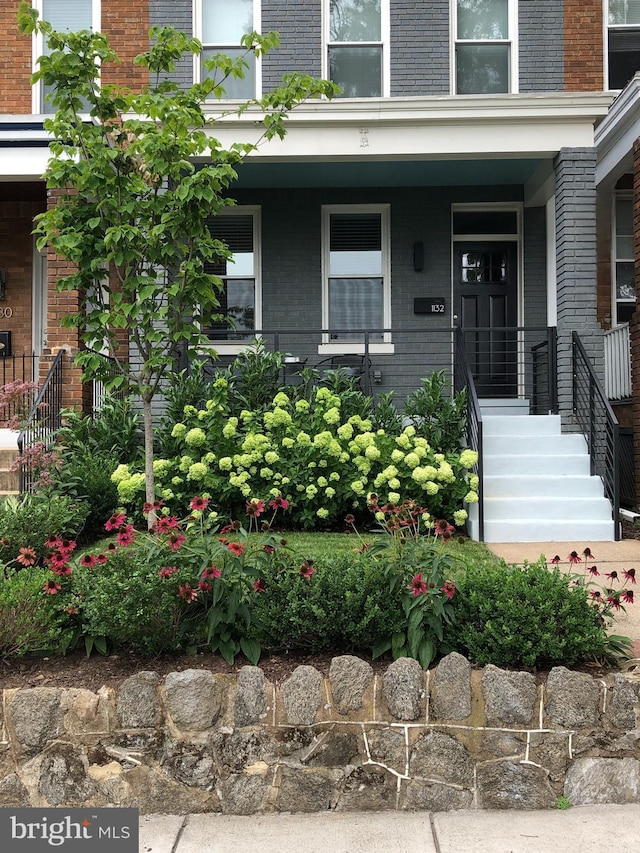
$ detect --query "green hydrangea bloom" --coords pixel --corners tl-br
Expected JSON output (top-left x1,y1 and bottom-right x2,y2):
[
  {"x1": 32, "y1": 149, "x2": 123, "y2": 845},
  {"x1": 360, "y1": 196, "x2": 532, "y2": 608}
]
[
  {"x1": 404, "y1": 452, "x2": 420, "y2": 469},
  {"x1": 424, "y1": 481, "x2": 439, "y2": 495},
  {"x1": 116, "y1": 471, "x2": 145, "y2": 502},
  {"x1": 316, "y1": 507, "x2": 329, "y2": 519},
  {"x1": 219, "y1": 456, "x2": 233, "y2": 471},
  {"x1": 203, "y1": 452, "x2": 216, "y2": 464},
  {"x1": 350, "y1": 480, "x2": 365, "y2": 496},
  {"x1": 459, "y1": 449, "x2": 478, "y2": 468},
  {"x1": 273, "y1": 391, "x2": 290, "y2": 406},
  {"x1": 260, "y1": 467, "x2": 274, "y2": 479},
  {"x1": 437, "y1": 461, "x2": 455, "y2": 483},
  {"x1": 222, "y1": 418, "x2": 238, "y2": 438},
  {"x1": 337, "y1": 423, "x2": 354, "y2": 440},
  {"x1": 391, "y1": 449, "x2": 404, "y2": 463},
  {"x1": 183, "y1": 405, "x2": 197, "y2": 417},
  {"x1": 214, "y1": 377, "x2": 228, "y2": 389},
  {"x1": 323, "y1": 407, "x2": 341, "y2": 425},
  {"x1": 454, "y1": 509, "x2": 469, "y2": 525},
  {"x1": 185, "y1": 427, "x2": 207, "y2": 448},
  {"x1": 306, "y1": 484, "x2": 318, "y2": 498},
  {"x1": 171, "y1": 423, "x2": 187, "y2": 439},
  {"x1": 329, "y1": 472, "x2": 340, "y2": 481},
  {"x1": 317, "y1": 476, "x2": 328, "y2": 488},
  {"x1": 153, "y1": 459, "x2": 171, "y2": 477},
  {"x1": 264, "y1": 451, "x2": 279, "y2": 464},
  {"x1": 395, "y1": 433, "x2": 411, "y2": 449},
  {"x1": 388, "y1": 477, "x2": 401, "y2": 490},
  {"x1": 387, "y1": 492, "x2": 400, "y2": 504},
  {"x1": 470, "y1": 475, "x2": 480, "y2": 491},
  {"x1": 282, "y1": 437, "x2": 295, "y2": 448},
  {"x1": 171, "y1": 476, "x2": 183, "y2": 486},
  {"x1": 325, "y1": 487, "x2": 336, "y2": 498},
  {"x1": 465, "y1": 490, "x2": 479, "y2": 503},
  {"x1": 295, "y1": 399, "x2": 310, "y2": 412},
  {"x1": 178, "y1": 455, "x2": 194, "y2": 473},
  {"x1": 365, "y1": 444, "x2": 381, "y2": 461},
  {"x1": 297, "y1": 431, "x2": 311, "y2": 446}
]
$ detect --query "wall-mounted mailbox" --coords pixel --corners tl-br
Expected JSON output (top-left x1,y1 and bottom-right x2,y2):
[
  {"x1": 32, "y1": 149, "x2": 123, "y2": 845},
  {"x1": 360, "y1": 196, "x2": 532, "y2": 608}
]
[
  {"x1": 0, "y1": 331, "x2": 11, "y2": 356},
  {"x1": 414, "y1": 298, "x2": 446, "y2": 315}
]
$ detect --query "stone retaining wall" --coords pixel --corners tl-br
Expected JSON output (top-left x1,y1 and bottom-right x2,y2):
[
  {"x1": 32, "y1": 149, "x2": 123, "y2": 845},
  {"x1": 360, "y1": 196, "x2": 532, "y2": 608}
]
[{"x1": 1, "y1": 653, "x2": 640, "y2": 813}]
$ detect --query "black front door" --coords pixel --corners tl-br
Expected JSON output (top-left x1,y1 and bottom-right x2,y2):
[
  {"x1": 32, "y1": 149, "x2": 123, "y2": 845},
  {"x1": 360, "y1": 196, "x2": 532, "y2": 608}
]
[{"x1": 454, "y1": 242, "x2": 518, "y2": 398}]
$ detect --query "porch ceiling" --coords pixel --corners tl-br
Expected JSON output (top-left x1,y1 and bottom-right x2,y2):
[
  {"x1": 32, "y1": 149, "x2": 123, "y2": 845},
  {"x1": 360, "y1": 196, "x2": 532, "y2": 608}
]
[{"x1": 233, "y1": 157, "x2": 546, "y2": 188}]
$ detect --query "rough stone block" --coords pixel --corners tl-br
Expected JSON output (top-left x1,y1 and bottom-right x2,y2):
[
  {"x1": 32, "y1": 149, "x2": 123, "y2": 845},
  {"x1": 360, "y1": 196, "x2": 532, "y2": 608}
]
[
  {"x1": 477, "y1": 760, "x2": 556, "y2": 810},
  {"x1": 276, "y1": 766, "x2": 335, "y2": 812},
  {"x1": 606, "y1": 674, "x2": 640, "y2": 731},
  {"x1": 117, "y1": 672, "x2": 161, "y2": 729},
  {"x1": 430, "y1": 652, "x2": 471, "y2": 720},
  {"x1": 528, "y1": 732, "x2": 571, "y2": 783},
  {"x1": 329, "y1": 655, "x2": 373, "y2": 714},
  {"x1": 218, "y1": 772, "x2": 269, "y2": 815},
  {"x1": 164, "y1": 670, "x2": 221, "y2": 731},
  {"x1": 410, "y1": 731, "x2": 474, "y2": 787},
  {"x1": 403, "y1": 780, "x2": 473, "y2": 811},
  {"x1": 482, "y1": 665, "x2": 537, "y2": 726},
  {"x1": 382, "y1": 658, "x2": 424, "y2": 721},
  {"x1": 234, "y1": 666, "x2": 267, "y2": 727},
  {"x1": 565, "y1": 758, "x2": 640, "y2": 805},
  {"x1": 8, "y1": 688, "x2": 62, "y2": 750},
  {"x1": 281, "y1": 666, "x2": 323, "y2": 726},
  {"x1": 303, "y1": 731, "x2": 360, "y2": 768},
  {"x1": 336, "y1": 765, "x2": 397, "y2": 811},
  {"x1": 366, "y1": 728, "x2": 406, "y2": 775},
  {"x1": 545, "y1": 667, "x2": 599, "y2": 729}
]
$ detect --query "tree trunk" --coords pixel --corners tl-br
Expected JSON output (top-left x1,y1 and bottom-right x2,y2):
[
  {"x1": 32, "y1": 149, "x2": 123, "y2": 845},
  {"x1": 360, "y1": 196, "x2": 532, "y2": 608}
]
[{"x1": 143, "y1": 393, "x2": 156, "y2": 530}]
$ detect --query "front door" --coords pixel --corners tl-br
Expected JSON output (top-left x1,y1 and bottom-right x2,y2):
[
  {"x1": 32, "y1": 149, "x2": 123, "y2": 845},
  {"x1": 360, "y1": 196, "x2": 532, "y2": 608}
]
[{"x1": 454, "y1": 242, "x2": 518, "y2": 398}]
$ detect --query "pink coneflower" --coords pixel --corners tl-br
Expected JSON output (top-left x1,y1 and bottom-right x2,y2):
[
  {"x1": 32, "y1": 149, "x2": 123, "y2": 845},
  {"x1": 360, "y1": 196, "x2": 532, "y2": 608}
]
[
  {"x1": 299, "y1": 559, "x2": 315, "y2": 581},
  {"x1": 623, "y1": 568, "x2": 636, "y2": 584},
  {"x1": 246, "y1": 499, "x2": 265, "y2": 518},
  {"x1": 79, "y1": 554, "x2": 98, "y2": 568},
  {"x1": 201, "y1": 565, "x2": 221, "y2": 580},
  {"x1": 607, "y1": 594, "x2": 622, "y2": 611},
  {"x1": 50, "y1": 562, "x2": 72, "y2": 576},
  {"x1": 198, "y1": 581, "x2": 212, "y2": 593},
  {"x1": 345, "y1": 514, "x2": 355, "y2": 525},
  {"x1": 104, "y1": 512, "x2": 127, "y2": 532},
  {"x1": 434, "y1": 519, "x2": 455, "y2": 539},
  {"x1": 550, "y1": 555, "x2": 561, "y2": 564},
  {"x1": 606, "y1": 570, "x2": 619, "y2": 580},
  {"x1": 567, "y1": 551, "x2": 582, "y2": 564},
  {"x1": 262, "y1": 544, "x2": 275, "y2": 554},
  {"x1": 143, "y1": 499, "x2": 165, "y2": 515},
  {"x1": 409, "y1": 573, "x2": 427, "y2": 597},
  {"x1": 57, "y1": 539, "x2": 77, "y2": 558},
  {"x1": 583, "y1": 547, "x2": 594, "y2": 559},
  {"x1": 44, "y1": 535, "x2": 62, "y2": 549},
  {"x1": 253, "y1": 578, "x2": 266, "y2": 593},
  {"x1": 116, "y1": 525, "x2": 136, "y2": 547},
  {"x1": 590, "y1": 590, "x2": 602, "y2": 600},
  {"x1": 228, "y1": 542, "x2": 245, "y2": 557},
  {"x1": 190, "y1": 496, "x2": 210, "y2": 512},
  {"x1": 623, "y1": 589, "x2": 634, "y2": 604},
  {"x1": 155, "y1": 515, "x2": 180, "y2": 533},
  {"x1": 96, "y1": 553, "x2": 108, "y2": 564},
  {"x1": 587, "y1": 565, "x2": 600, "y2": 576},
  {"x1": 441, "y1": 581, "x2": 456, "y2": 600},
  {"x1": 178, "y1": 583, "x2": 198, "y2": 603},
  {"x1": 167, "y1": 532, "x2": 186, "y2": 552},
  {"x1": 17, "y1": 547, "x2": 37, "y2": 567},
  {"x1": 158, "y1": 566, "x2": 178, "y2": 579},
  {"x1": 42, "y1": 579, "x2": 61, "y2": 595},
  {"x1": 269, "y1": 496, "x2": 289, "y2": 510}
]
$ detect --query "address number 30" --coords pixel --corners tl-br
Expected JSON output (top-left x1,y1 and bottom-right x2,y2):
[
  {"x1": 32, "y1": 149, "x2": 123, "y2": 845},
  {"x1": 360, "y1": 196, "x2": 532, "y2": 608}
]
[{"x1": 0, "y1": 307, "x2": 13, "y2": 319}]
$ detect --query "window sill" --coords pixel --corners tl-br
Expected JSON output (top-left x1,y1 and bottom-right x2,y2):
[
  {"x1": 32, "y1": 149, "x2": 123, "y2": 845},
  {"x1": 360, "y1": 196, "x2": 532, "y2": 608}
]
[{"x1": 317, "y1": 342, "x2": 394, "y2": 356}]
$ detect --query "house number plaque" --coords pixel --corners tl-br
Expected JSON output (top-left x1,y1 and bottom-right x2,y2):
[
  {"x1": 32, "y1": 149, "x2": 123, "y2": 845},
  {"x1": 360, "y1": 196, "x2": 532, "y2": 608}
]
[
  {"x1": 0, "y1": 307, "x2": 13, "y2": 318},
  {"x1": 414, "y1": 298, "x2": 446, "y2": 315}
]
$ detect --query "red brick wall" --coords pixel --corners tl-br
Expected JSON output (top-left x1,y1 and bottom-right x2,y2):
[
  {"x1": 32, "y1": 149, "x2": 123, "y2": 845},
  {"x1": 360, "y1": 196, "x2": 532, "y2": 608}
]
[
  {"x1": 565, "y1": 0, "x2": 604, "y2": 91},
  {"x1": 630, "y1": 140, "x2": 640, "y2": 506},
  {"x1": 102, "y1": 0, "x2": 149, "y2": 91},
  {"x1": 0, "y1": 1, "x2": 33, "y2": 112}
]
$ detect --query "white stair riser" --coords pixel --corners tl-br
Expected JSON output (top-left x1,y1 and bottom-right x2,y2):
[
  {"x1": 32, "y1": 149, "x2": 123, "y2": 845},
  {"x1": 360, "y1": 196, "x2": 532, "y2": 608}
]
[
  {"x1": 484, "y1": 454, "x2": 591, "y2": 476},
  {"x1": 478, "y1": 520, "x2": 616, "y2": 543},
  {"x1": 479, "y1": 400, "x2": 531, "y2": 417},
  {"x1": 483, "y1": 475, "x2": 604, "y2": 499},
  {"x1": 482, "y1": 415, "x2": 562, "y2": 436},
  {"x1": 483, "y1": 434, "x2": 587, "y2": 455},
  {"x1": 483, "y1": 497, "x2": 612, "y2": 521}
]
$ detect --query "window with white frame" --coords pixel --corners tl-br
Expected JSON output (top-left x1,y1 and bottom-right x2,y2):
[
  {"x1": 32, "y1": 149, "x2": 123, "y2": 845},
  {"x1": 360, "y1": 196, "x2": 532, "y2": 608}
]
[
  {"x1": 608, "y1": 1, "x2": 640, "y2": 90},
  {"x1": 196, "y1": 0, "x2": 259, "y2": 99},
  {"x1": 204, "y1": 208, "x2": 260, "y2": 341},
  {"x1": 454, "y1": 0, "x2": 516, "y2": 94},
  {"x1": 326, "y1": 0, "x2": 388, "y2": 98},
  {"x1": 323, "y1": 205, "x2": 390, "y2": 343},
  {"x1": 33, "y1": 0, "x2": 99, "y2": 113},
  {"x1": 613, "y1": 194, "x2": 635, "y2": 325}
]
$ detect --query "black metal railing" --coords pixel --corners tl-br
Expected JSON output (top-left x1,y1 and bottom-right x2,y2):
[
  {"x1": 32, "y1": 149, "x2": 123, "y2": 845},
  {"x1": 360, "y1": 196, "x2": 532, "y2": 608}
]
[
  {"x1": 17, "y1": 350, "x2": 65, "y2": 493},
  {"x1": 454, "y1": 326, "x2": 484, "y2": 541},
  {"x1": 572, "y1": 332, "x2": 620, "y2": 540},
  {"x1": 0, "y1": 354, "x2": 39, "y2": 425},
  {"x1": 619, "y1": 427, "x2": 635, "y2": 508},
  {"x1": 532, "y1": 328, "x2": 558, "y2": 414}
]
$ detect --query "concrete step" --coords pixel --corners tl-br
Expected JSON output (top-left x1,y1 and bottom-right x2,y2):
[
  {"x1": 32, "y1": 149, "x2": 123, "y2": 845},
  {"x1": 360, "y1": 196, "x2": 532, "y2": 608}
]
[
  {"x1": 483, "y1": 495, "x2": 613, "y2": 521},
  {"x1": 482, "y1": 414, "x2": 562, "y2": 437},
  {"x1": 0, "y1": 447, "x2": 18, "y2": 468},
  {"x1": 0, "y1": 469, "x2": 19, "y2": 492},
  {"x1": 483, "y1": 453, "x2": 591, "y2": 476},
  {"x1": 479, "y1": 398, "x2": 530, "y2": 417},
  {"x1": 483, "y1": 433, "x2": 587, "y2": 456},
  {"x1": 480, "y1": 518, "x2": 617, "y2": 543},
  {"x1": 483, "y1": 474, "x2": 605, "y2": 499}
]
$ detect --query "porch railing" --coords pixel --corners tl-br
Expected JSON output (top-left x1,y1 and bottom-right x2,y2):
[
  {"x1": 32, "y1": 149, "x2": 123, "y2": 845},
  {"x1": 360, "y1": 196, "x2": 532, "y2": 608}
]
[
  {"x1": 572, "y1": 332, "x2": 620, "y2": 540},
  {"x1": 604, "y1": 323, "x2": 631, "y2": 400},
  {"x1": 454, "y1": 326, "x2": 484, "y2": 541},
  {"x1": 17, "y1": 350, "x2": 65, "y2": 493}
]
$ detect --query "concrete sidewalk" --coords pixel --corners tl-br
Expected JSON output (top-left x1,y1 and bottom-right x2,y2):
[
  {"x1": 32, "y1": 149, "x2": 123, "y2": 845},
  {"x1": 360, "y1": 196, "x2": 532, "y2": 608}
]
[{"x1": 139, "y1": 805, "x2": 640, "y2": 852}]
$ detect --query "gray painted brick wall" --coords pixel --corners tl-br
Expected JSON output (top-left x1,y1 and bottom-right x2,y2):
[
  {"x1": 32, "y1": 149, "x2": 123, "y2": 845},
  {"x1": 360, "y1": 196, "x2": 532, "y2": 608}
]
[
  {"x1": 262, "y1": 0, "x2": 322, "y2": 90},
  {"x1": 391, "y1": 0, "x2": 450, "y2": 96},
  {"x1": 523, "y1": 207, "x2": 547, "y2": 326},
  {"x1": 519, "y1": 1, "x2": 564, "y2": 93},
  {"x1": 554, "y1": 148, "x2": 602, "y2": 421}
]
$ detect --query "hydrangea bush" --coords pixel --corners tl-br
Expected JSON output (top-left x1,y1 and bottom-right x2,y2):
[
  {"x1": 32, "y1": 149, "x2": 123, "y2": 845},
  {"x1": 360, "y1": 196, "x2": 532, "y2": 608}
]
[{"x1": 112, "y1": 379, "x2": 478, "y2": 528}]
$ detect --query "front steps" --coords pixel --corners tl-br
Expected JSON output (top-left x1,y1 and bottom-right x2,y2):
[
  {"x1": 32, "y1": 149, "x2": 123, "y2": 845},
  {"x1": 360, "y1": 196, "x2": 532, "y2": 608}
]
[
  {"x1": 0, "y1": 432, "x2": 19, "y2": 497},
  {"x1": 468, "y1": 407, "x2": 616, "y2": 543}
]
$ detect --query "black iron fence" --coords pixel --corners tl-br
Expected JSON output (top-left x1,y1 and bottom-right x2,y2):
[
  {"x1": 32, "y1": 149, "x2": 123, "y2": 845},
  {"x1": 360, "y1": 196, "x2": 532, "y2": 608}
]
[
  {"x1": 17, "y1": 350, "x2": 65, "y2": 493},
  {"x1": 0, "y1": 354, "x2": 39, "y2": 425},
  {"x1": 454, "y1": 326, "x2": 484, "y2": 541},
  {"x1": 572, "y1": 332, "x2": 620, "y2": 540}
]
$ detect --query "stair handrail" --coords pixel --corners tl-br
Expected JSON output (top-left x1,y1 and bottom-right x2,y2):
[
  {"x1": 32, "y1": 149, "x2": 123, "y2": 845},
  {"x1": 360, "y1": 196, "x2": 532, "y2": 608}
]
[
  {"x1": 572, "y1": 331, "x2": 620, "y2": 541},
  {"x1": 454, "y1": 326, "x2": 484, "y2": 541},
  {"x1": 17, "y1": 349, "x2": 65, "y2": 493}
]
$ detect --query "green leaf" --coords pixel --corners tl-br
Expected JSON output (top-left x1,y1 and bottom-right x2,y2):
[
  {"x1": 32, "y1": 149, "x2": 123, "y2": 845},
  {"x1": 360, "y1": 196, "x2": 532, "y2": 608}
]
[
  {"x1": 218, "y1": 638, "x2": 237, "y2": 665},
  {"x1": 240, "y1": 637, "x2": 261, "y2": 665},
  {"x1": 372, "y1": 637, "x2": 392, "y2": 659}
]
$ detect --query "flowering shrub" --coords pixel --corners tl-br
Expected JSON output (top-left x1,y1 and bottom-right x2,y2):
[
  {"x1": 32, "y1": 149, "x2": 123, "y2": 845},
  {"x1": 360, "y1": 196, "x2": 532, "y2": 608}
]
[
  {"x1": 0, "y1": 380, "x2": 36, "y2": 430},
  {"x1": 112, "y1": 379, "x2": 478, "y2": 529},
  {"x1": 0, "y1": 493, "x2": 87, "y2": 566}
]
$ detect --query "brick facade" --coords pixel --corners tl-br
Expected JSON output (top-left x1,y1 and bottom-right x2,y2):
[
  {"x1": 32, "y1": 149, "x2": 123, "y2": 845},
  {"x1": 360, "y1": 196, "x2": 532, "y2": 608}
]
[
  {"x1": 564, "y1": 0, "x2": 604, "y2": 92},
  {"x1": 102, "y1": 0, "x2": 149, "y2": 91},
  {"x1": 0, "y1": 1, "x2": 33, "y2": 113}
]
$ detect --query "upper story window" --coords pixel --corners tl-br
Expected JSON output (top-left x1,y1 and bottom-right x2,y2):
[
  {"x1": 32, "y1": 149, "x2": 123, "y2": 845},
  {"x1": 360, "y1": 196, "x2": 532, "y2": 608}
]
[
  {"x1": 32, "y1": 0, "x2": 99, "y2": 114},
  {"x1": 326, "y1": 0, "x2": 389, "y2": 97},
  {"x1": 453, "y1": 0, "x2": 517, "y2": 94},
  {"x1": 608, "y1": 1, "x2": 640, "y2": 89},
  {"x1": 204, "y1": 207, "x2": 261, "y2": 343},
  {"x1": 613, "y1": 194, "x2": 635, "y2": 325},
  {"x1": 322, "y1": 204, "x2": 390, "y2": 345},
  {"x1": 195, "y1": 0, "x2": 260, "y2": 99}
]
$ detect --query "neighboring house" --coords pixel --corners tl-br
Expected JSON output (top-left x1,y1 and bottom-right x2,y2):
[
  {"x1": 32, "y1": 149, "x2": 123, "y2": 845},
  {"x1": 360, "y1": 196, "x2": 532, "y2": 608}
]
[{"x1": 1, "y1": 1, "x2": 639, "y2": 541}]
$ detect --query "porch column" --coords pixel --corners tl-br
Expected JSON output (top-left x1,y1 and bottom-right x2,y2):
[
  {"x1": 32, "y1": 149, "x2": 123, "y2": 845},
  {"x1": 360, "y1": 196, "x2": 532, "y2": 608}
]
[
  {"x1": 553, "y1": 147, "x2": 602, "y2": 423},
  {"x1": 40, "y1": 189, "x2": 91, "y2": 414},
  {"x1": 631, "y1": 139, "x2": 640, "y2": 506}
]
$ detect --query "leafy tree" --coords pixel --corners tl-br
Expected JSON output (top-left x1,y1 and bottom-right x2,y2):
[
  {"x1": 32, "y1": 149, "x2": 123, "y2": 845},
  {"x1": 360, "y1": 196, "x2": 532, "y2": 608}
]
[{"x1": 18, "y1": 3, "x2": 336, "y2": 521}]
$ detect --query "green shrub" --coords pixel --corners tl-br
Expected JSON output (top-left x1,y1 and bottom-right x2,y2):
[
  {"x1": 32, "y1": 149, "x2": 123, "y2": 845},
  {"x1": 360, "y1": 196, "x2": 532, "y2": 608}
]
[
  {"x1": 0, "y1": 567, "x2": 74, "y2": 657},
  {"x1": 404, "y1": 372, "x2": 467, "y2": 454},
  {"x1": 0, "y1": 493, "x2": 87, "y2": 565},
  {"x1": 73, "y1": 547, "x2": 190, "y2": 655},
  {"x1": 447, "y1": 558, "x2": 609, "y2": 668}
]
